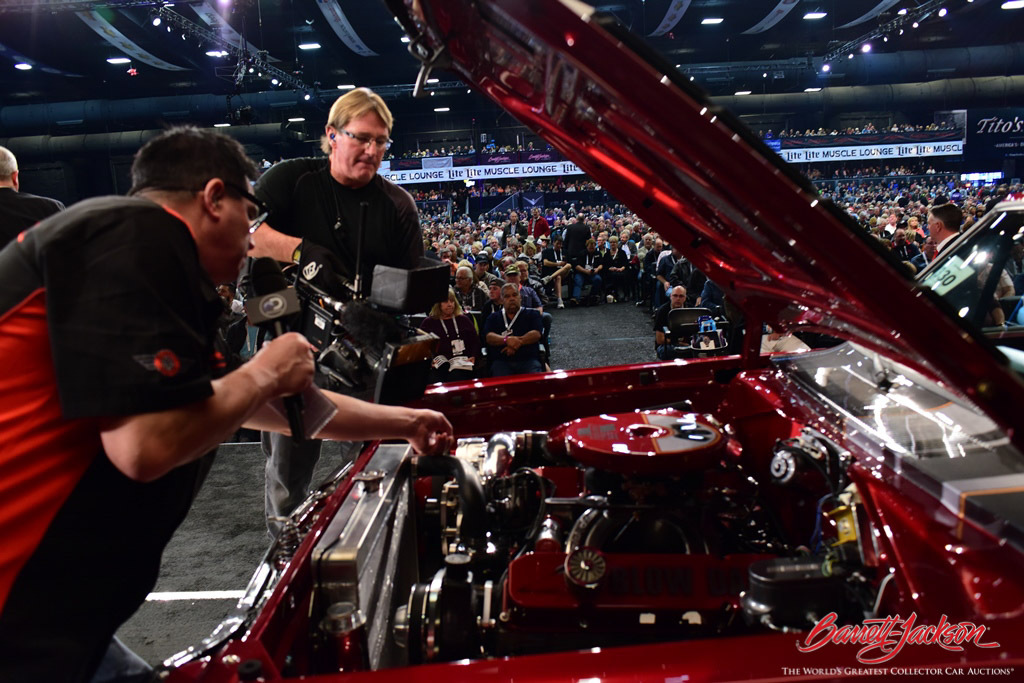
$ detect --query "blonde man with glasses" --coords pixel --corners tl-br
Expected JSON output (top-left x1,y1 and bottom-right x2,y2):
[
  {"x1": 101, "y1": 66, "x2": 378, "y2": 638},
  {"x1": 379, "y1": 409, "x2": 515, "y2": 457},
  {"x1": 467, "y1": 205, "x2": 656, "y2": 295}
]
[{"x1": 248, "y1": 87, "x2": 426, "y2": 537}]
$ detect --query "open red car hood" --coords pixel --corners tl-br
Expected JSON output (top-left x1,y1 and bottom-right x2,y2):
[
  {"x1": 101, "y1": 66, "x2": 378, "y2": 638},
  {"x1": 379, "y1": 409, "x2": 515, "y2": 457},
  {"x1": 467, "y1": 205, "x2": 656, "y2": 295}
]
[{"x1": 387, "y1": 0, "x2": 1024, "y2": 441}]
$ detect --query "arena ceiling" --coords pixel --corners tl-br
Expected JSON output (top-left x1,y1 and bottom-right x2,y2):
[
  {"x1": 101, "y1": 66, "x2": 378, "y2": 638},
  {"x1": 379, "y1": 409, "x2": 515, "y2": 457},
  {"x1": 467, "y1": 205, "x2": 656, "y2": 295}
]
[{"x1": 0, "y1": 1, "x2": 1021, "y2": 118}]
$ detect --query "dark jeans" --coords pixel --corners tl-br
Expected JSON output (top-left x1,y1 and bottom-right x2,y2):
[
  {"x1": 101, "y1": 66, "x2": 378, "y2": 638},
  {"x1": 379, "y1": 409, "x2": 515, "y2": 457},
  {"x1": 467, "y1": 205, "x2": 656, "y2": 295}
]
[
  {"x1": 572, "y1": 273, "x2": 603, "y2": 299},
  {"x1": 491, "y1": 356, "x2": 544, "y2": 376}
]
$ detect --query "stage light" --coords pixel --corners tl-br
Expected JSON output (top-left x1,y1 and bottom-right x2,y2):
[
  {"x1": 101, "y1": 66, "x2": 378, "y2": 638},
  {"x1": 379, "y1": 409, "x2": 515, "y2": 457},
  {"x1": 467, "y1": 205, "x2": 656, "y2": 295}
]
[
  {"x1": 804, "y1": 87, "x2": 822, "y2": 92},
  {"x1": 287, "y1": 117, "x2": 305, "y2": 122},
  {"x1": 303, "y1": 93, "x2": 311, "y2": 101},
  {"x1": 337, "y1": 84, "x2": 355, "y2": 89},
  {"x1": 107, "y1": 57, "x2": 131, "y2": 64},
  {"x1": 298, "y1": 43, "x2": 320, "y2": 50},
  {"x1": 861, "y1": 43, "x2": 872, "y2": 53},
  {"x1": 938, "y1": 8, "x2": 947, "y2": 17},
  {"x1": 152, "y1": 16, "x2": 161, "y2": 27},
  {"x1": 434, "y1": 107, "x2": 450, "y2": 112},
  {"x1": 701, "y1": 17, "x2": 724, "y2": 25},
  {"x1": 214, "y1": 123, "x2": 231, "y2": 127},
  {"x1": 803, "y1": 12, "x2": 827, "y2": 20},
  {"x1": 734, "y1": 90, "x2": 751, "y2": 96},
  {"x1": 821, "y1": 63, "x2": 831, "y2": 72},
  {"x1": 271, "y1": 78, "x2": 279, "y2": 85},
  {"x1": 14, "y1": 63, "x2": 32, "y2": 70}
]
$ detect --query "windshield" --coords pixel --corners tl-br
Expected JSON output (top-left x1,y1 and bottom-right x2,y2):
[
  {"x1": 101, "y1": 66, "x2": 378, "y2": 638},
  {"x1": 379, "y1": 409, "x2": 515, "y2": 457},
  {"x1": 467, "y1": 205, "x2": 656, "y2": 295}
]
[
  {"x1": 779, "y1": 342, "x2": 1014, "y2": 461},
  {"x1": 918, "y1": 207, "x2": 1024, "y2": 329}
]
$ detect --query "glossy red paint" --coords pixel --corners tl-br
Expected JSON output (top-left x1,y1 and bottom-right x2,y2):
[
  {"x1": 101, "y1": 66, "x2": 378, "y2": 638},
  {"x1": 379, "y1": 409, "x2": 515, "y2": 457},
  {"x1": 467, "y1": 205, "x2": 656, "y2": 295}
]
[{"x1": 390, "y1": 0, "x2": 1024, "y2": 454}]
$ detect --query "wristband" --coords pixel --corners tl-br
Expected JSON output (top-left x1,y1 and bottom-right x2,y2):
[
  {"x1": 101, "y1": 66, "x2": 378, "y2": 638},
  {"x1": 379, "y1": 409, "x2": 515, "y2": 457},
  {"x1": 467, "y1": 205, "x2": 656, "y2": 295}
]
[
  {"x1": 291, "y1": 244, "x2": 302, "y2": 264},
  {"x1": 503, "y1": 335, "x2": 509, "y2": 344}
]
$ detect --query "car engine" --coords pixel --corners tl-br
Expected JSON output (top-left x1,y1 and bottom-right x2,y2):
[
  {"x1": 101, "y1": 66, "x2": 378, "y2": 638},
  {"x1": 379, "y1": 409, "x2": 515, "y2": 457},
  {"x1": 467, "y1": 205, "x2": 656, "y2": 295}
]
[{"x1": 307, "y1": 409, "x2": 881, "y2": 672}]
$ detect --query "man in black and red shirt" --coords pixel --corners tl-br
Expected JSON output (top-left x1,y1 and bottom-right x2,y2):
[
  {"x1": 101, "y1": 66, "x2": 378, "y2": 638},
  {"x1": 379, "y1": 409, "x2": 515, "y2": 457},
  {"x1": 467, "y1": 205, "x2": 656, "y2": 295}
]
[{"x1": 0, "y1": 127, "x2": 451, "y2": 683}]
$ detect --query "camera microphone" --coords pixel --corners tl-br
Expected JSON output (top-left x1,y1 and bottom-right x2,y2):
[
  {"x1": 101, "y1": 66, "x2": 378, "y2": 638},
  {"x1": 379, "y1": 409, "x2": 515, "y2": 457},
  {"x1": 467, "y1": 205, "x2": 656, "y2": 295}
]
[{"x1": 246, "y1": 257, "x2": 306, "y2": 442}]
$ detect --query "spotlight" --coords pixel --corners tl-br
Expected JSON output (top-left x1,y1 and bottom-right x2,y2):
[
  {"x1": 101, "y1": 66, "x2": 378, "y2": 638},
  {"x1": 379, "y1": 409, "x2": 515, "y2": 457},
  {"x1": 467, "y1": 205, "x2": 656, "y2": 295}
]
[
  {"x1": 271, "y1": 78, "x2": 279, "y2": 85},
  {"x1": 821, "y1": 63, "x2": 831, "y2": 73},
  {"x1": 883, "y1": 35, "x2": 889, "y2": 42},
  {"x1": 848, "y1": 53, "x2": 854, "y2": 59},
  {"x1": 912, "y1": 21, "x2": 919, "y2": 28},
  {"x1": 303, "y1": 93, "x2": 311, "y2": 101},
  {"x1": 861, "y1": 43, "x2": 872, "y2": 53},
  {"x1": 938, "y1": 7, "x2": 947, "y2": 17},
  {"x1": 14, "y1": 62, "x2": 32, "y2": 70},
  {"x1": 762, "y1": 72, "x2": 767, "y2": 78},
  {"x1": 152, "y1": 16, "x2": 161, "y2": 27}
]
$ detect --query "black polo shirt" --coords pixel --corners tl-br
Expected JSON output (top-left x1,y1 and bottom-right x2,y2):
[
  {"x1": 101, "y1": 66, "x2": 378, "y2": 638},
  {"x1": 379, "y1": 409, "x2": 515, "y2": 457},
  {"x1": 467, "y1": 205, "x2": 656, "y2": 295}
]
[
  {"x1": 0, "y1": 187, "x2": 65, "y2": 249},
  {"x1": 0, "y1": 196, "x2": 225, "y2": 682},
  {"x1": 254, "y1": 158, "x2": 423, "y2": 290}
]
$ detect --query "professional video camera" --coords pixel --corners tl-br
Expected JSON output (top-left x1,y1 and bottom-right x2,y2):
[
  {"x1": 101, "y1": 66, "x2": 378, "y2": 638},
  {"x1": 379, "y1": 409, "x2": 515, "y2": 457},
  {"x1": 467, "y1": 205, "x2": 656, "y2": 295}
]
[
  {"x1": 245, "y1": 249, "x2": 450, "y2": 407},
  {"x1": 289, "y1": 256, "x2": 450, "y2": 405}
]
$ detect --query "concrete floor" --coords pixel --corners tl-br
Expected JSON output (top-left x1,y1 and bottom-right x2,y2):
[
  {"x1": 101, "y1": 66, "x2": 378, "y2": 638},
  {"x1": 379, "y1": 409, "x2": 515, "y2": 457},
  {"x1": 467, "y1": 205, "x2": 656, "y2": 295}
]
[{"x1": 117, "y1": 298, "x2": 660, "y2": 667}]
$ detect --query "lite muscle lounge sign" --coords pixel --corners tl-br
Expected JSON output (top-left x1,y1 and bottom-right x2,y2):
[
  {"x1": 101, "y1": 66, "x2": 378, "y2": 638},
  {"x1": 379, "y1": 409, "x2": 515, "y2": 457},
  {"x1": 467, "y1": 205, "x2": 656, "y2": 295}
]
[{"x1": 380, "y1": 161, "x2": 586, "y2": 185}]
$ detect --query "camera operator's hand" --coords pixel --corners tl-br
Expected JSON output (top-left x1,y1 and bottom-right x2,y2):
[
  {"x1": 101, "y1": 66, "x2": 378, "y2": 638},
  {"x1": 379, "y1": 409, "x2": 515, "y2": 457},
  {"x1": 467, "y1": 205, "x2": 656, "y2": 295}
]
[
  {"x1": 407, "y1": 409, "x2": 454, "y2": 456},
  {"x1": 298, "y1": 239, "x2": 350, "y2": 296},
  {"x1": 248, "y1": 332, "x2": 315, "y2": 398}
]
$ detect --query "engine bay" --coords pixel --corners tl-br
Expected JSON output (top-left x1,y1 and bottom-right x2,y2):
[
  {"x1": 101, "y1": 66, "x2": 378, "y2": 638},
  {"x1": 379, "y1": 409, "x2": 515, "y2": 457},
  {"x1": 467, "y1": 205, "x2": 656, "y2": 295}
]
[{"x1": 306, "y1": 403, "x2": 884, "y2": 674}]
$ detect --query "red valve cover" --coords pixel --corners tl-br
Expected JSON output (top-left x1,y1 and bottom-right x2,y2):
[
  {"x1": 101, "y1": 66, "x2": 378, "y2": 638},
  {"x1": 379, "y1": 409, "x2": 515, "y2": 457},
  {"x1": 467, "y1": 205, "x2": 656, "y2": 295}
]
[{"x1": 548, "y1": 409, "x2": 726, "y2": 475}]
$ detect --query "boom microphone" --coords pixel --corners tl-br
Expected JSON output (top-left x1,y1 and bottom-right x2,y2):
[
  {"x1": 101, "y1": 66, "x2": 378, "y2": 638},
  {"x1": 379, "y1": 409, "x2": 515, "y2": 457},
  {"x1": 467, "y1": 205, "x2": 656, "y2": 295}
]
[{"x1": 246, "y1": 257, "x2": 306, "y2": 442}]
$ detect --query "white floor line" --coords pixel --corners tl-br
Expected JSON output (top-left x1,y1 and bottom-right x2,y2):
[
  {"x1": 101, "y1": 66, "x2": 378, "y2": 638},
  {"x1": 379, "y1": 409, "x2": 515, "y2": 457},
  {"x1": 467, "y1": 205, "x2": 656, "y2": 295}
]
[{"x1": 145, "y1": 590, "x2": 245, "y2": 601}]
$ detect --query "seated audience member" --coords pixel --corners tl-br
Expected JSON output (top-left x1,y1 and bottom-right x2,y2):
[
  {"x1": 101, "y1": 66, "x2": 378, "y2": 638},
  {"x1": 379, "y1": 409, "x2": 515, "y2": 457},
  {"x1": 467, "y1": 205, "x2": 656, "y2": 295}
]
[
  {"x1": 484, "y1": 283, "x2": 544, "y2": 376},
  {"x1": 910, "y1": 234, "x2": 937, "y2": 272},
  {"x1": 453, "y1": 265, "x2": 488, "y2": 312},
  {"x1": 483, "y1": 278, "x2": 505, "y2": 317},
  {"x1": 761, "y1": 326, "x2": 811, "y2": 354},
  {"x1": 474, "y1": 252, "x2": 499, "y2": 286},
  {"x1": 891, "y1": 228, "x2": 921, "y2": 264},
  {"x1": 506, "y1": 263, "x2": 544, "y2": 311},
  {"x1": 541, "y1": 236, "x2": 573, "y2": 309},
  {"x1": 421, "y1": 289, "x2": 479, "y2": 383},
  {"x1": 571, "y1": 238, "x2": 604, "y2": 305},
  {"x1": 602, "y1": 235, "x2": 630, "y2": 302},
  {"x1": 653, "y1": 285, "x2": 688, "y2": 360}
]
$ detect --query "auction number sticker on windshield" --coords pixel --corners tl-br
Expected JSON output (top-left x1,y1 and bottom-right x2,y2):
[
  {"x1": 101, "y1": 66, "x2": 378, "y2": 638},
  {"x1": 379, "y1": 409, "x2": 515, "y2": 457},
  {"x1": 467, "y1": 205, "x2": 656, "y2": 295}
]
[{"x1": 922, "y1": 254, "x2": 973, "y2": 297}]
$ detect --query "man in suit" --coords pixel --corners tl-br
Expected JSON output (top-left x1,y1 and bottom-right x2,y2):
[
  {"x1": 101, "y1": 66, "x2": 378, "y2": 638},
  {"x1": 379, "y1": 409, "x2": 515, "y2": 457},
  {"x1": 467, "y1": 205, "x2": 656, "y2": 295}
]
[{"x1": 0, "y1": 146, "x2": 65, "y2": 249}]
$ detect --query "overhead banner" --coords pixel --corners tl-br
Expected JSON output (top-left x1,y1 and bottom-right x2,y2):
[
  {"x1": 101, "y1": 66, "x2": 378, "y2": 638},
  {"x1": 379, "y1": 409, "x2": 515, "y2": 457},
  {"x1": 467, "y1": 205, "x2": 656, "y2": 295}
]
[
  {"x1": 76, "y1": 10, "x2": 188, "y2": 71},
  {"x1": 837, "y1": 0, "x2": 901, "y2": 29},
  {"x1": 316, "y1": 1, "x2": 377, "y2": 57},
  {"x1": 742, "y1": 0, "x2": 799, "y2": 35},
  {"x1": 966, "y1": 109, "x2": 1024, "y2": 161},
  {"x1": 781, "y1": 140, "x2": 963, "y2": 164},
  {"x1": 422, "y1": 156, "x2": 454, "y2": 169},
  {"x1": 381, "y1": 161, "x2": 585, "y2": 185},
  {"x1": 648, "y1": 0, "x2": 692, "y2": 37}
]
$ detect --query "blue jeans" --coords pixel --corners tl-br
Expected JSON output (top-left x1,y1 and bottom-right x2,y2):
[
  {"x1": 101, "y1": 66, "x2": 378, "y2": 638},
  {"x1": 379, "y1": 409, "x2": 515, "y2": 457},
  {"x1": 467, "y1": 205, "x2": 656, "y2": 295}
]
[
  {"x1": 491, "y1": 357, "x2": 544, "y2": 376},
  {"x1": 572, "y1": 273, "x2": 602, "y2": 299}
]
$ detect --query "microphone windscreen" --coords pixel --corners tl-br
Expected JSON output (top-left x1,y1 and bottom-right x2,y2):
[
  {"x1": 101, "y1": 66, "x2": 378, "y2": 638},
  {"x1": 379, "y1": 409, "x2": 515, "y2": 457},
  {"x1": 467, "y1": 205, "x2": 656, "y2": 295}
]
[{"x1": 250, "y1": 257, "x2": 289, "y2": 295}]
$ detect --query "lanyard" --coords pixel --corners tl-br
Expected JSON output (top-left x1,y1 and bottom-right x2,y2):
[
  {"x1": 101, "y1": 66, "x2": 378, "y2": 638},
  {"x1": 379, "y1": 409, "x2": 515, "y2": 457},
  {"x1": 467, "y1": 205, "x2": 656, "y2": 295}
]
[
  {"x1": 502, "y1": 307, "x2": 522, "y2": 335},
  {"x1": 441, "y1": 317, "x2": 460, "y2": 340}
]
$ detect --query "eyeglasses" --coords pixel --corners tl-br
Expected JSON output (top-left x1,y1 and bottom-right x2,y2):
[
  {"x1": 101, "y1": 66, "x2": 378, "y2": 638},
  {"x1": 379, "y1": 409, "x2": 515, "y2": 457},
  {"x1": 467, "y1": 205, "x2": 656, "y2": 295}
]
[
  {"x1": 339, "y1": 128, "x2": 393, "y2": 151},
  {"x1": 134, "y1": 181, "x2": 268, "y2": 234},
  {"x1": 224, "y1": 181, "x2": 269, "y2": 233}
]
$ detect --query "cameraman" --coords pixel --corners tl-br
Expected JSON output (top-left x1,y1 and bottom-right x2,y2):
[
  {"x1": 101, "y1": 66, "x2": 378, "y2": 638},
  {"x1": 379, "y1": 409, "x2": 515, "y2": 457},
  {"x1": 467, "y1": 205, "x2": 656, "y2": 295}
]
[
  {"x1": 248, "y1": 87, "x2": 424, "y2": 536},
  {"x1": 0, "y1": 127, "x2": 450, "y2": 683}
]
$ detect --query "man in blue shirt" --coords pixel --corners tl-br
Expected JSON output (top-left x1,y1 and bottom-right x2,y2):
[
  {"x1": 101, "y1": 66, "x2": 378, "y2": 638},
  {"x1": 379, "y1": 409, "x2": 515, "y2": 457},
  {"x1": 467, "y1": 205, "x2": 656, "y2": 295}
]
[{"x1": 483, "y1": 283, "x2": 543, "y2": 376}]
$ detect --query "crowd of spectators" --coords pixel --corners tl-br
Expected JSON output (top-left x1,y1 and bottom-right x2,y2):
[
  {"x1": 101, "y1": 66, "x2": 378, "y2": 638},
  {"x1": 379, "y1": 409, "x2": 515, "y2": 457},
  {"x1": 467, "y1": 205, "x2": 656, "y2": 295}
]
[
  {"x1": 802, "y1": 160, "x2": 944, "y2": 180},
  {"x1": 763, "y1": 121, "x2": 955, "y2": 138},
  {"x1": 399, "y1": 158, "x2": 1022, "y2": 380},
  {"x1": 386, "y1": 139, "x2": 555, "y2": 160}
]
